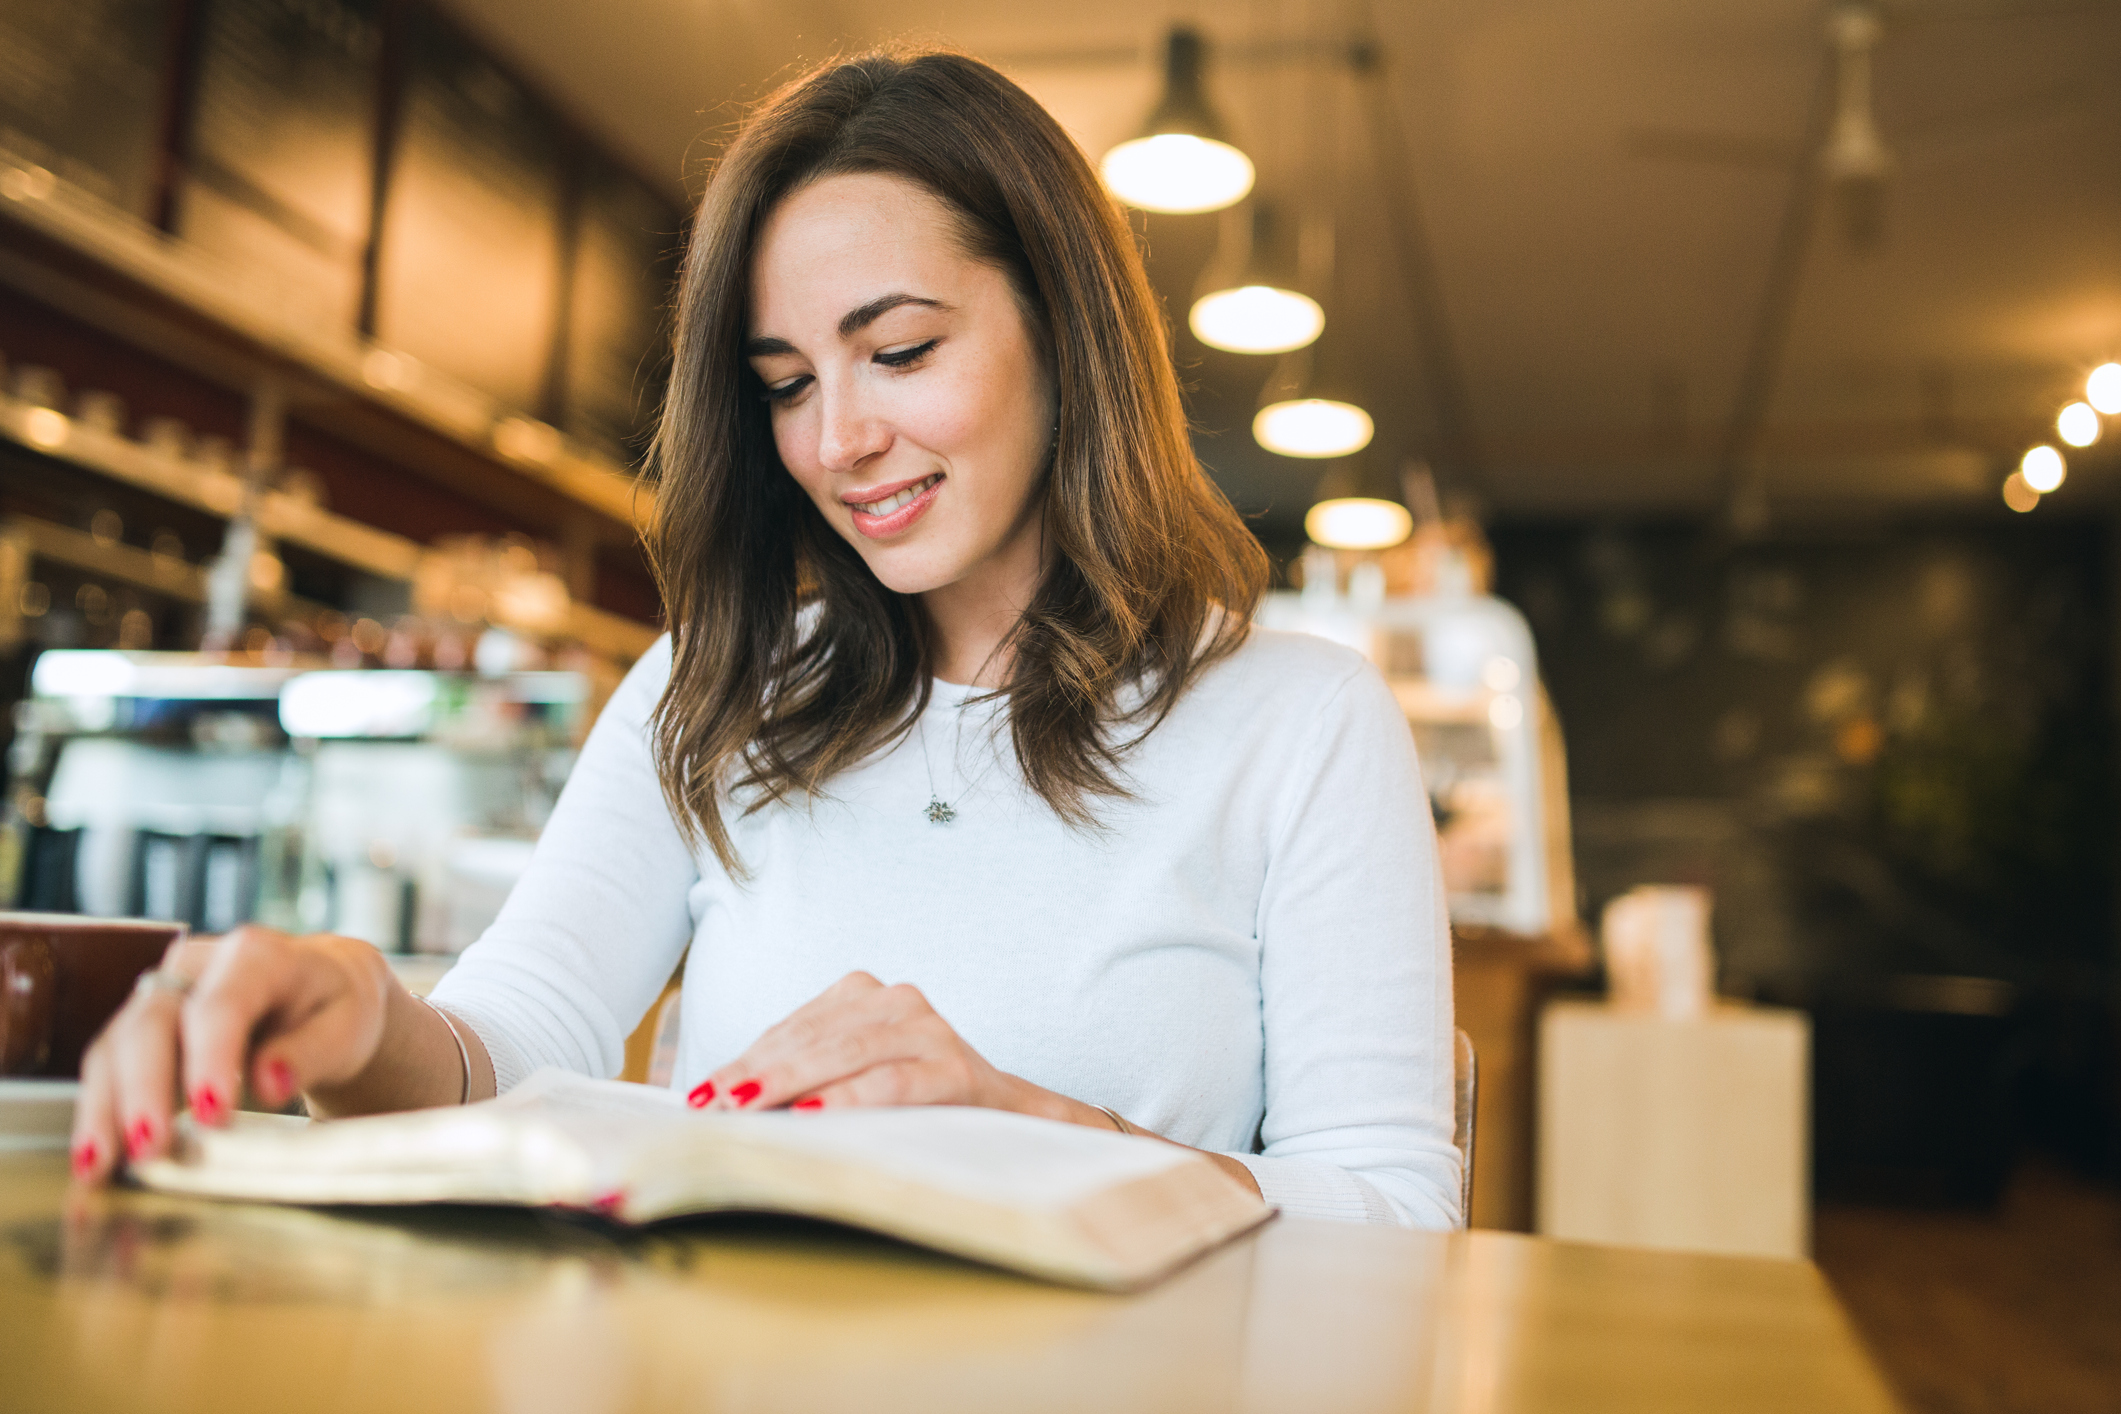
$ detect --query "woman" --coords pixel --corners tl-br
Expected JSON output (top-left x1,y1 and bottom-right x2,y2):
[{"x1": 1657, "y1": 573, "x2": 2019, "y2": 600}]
[{"x1": 71, "y1": 50, "x2": 1460, "y2": 1228}]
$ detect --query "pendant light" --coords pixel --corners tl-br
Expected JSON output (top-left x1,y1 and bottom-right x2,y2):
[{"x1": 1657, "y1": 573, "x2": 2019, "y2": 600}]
[
  {"x1": 1101, "y1": 28, "x2": 1254, "y2": 214},
  {"x1": 1257, "y1": 396, "x2": 1374, "y2": 458},
  {"x1": 1253, "y1": 335, "x2": 1374, "y2": 459},
  {"x1": 1821, "y1": 3, "x2": 1893, "y2": 250},
  {"x1": 1305, "y1": 496, "x2": 1412, "y2": 551},
  {"x1": 1189, "y1": 203, "x2": 1324, "y2": 355},
  {"x1": 1302, "y1": 456, "x2": 1413, "y2": 551}
]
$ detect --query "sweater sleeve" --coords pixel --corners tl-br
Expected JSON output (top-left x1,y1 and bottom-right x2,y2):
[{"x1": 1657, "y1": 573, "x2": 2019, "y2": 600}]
[
  {"x1": 429, "y1": 637, "x2": 699, "y2": 1090},
  {"x1": 1222, "y1": 662, "x2": 1463, "y2": 1230}
]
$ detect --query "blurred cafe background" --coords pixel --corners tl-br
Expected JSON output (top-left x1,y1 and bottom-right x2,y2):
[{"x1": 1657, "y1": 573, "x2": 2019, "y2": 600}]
[{"x1": 1, "y1": 2, "x2": 2117, "y2": 1408}]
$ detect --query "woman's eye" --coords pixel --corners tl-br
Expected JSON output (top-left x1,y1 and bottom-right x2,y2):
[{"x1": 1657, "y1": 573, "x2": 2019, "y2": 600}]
[
  {"x1": 874, "y1": 338, "x2": 939, "y2": 369},
  {"x1": 762, "y1": 375, "x2": 812, "y2": 403}
]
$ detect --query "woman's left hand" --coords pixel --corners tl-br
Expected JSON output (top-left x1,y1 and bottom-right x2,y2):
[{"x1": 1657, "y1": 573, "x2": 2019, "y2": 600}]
[
  {"x1": 692, "y1": 971, "x2": 1263, "y2": 1198},
  {"x1": 689, "y1": 971, "x2": 1056, "y2": 1119}
]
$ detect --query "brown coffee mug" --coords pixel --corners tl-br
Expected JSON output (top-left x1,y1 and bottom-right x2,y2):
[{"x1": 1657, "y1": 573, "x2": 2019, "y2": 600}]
[{"x1": 0, "y1": 913, "x2": 187, "y2": 1077}]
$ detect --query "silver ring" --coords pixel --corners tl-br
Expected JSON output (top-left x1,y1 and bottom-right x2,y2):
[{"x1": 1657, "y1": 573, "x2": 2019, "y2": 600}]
[{"x1": 134, "y1": 966, "x2": 196, "y2": 999}]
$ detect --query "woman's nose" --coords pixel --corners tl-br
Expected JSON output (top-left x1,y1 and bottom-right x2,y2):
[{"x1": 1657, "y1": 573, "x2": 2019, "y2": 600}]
[{"x1": 815, "y1": 390, "x2": 891, "y2": 472}]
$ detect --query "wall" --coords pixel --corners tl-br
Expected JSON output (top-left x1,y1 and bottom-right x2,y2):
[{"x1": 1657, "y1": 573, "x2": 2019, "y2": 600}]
[{"x1": 1492, "y1": 514, "x2": 2119, "y2": 1187}]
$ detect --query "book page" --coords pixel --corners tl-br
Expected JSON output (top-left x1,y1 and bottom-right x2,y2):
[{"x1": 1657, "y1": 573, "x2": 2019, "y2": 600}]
[{"x1": 502, "y1": 1072, "x2": 1200, "y2": 1210}]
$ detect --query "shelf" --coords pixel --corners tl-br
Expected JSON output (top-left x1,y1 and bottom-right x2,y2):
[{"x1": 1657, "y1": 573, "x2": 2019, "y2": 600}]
[
  {"x1": 0, "y1": 148, "x2": 656, "y2": 538},
  {"x1": 1, "y1": 396, "x2": 657, "y2": 661}
]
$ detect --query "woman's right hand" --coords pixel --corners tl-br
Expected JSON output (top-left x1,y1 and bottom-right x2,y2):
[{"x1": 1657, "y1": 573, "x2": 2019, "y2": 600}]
[{"x1": 69, "y1": 925, "x2": 398, "y2": 1185}]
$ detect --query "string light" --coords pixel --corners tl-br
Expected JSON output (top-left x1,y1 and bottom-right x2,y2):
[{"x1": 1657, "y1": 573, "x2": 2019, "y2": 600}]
[
  {"x1": 2001, "y1": 471, "x2": 2039, "y2": 513},
  {"x1": 1255, "y1": 399, "x2": 1374, "y2": 458},
  {"x1": 2020, "y1": 444, "x2": 2065, "y2": 494},
  {"x1": 2057, "y1": 401, "x2": 2101, "y2": 448},
  {"x1": 1305, "y1": 497, "x2": 1412, "y2": 550},
  {"x1": 2087, "y1": 363, "x2": 2121, "y2": 416}
]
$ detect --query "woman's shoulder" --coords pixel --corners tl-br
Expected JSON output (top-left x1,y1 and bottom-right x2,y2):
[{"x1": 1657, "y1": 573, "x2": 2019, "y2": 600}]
[
  {"x1": 597, "y1": 634, "x2": 676, "y2": 732},
  {"x1": 1176, "y1": 624, "x2": 1391, "y2": 733},
  {"x1": 1212, "y1": 624, "x2": 1376, "y2": 698}
]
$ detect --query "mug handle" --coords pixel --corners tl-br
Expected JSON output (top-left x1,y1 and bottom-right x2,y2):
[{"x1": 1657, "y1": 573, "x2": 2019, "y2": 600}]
[{"x1": 0, "y1": 937, "x2": 57, "y2": 1075}]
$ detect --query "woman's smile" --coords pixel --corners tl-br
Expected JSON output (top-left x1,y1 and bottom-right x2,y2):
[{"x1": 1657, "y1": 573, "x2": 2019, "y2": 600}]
[{"x1": 843, "y1": 471, "x2": 944, "y2": 538}]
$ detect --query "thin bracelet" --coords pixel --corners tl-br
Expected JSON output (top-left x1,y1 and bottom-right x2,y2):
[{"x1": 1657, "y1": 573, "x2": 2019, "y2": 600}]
[
  {"x1": 413, "y1": 994, "x2": 471, "y2": 1105},
  {"x1": 1093, "y1": 1105, "x2": 1130, "y2": 1135}
]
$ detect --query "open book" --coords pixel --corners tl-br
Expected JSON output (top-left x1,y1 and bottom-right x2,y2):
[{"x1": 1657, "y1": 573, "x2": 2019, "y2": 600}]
[{"x1": 134, "y1": 1069, "x2": 1272, "y2": 1290}]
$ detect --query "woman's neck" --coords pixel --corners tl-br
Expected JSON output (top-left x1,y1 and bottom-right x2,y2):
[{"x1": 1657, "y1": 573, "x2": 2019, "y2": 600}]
[{"x1": 921, "y1": 511, "x2": 1047, "y2": 688}]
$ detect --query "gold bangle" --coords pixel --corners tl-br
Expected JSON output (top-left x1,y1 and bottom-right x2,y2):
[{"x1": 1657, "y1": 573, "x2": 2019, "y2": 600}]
[
  {"x1": 1092, "y1": 1104, "x2": 1130, "y2": 1135},
  {"x1": 414, "y1": 994, "x2": 471, "y2": 1105}
]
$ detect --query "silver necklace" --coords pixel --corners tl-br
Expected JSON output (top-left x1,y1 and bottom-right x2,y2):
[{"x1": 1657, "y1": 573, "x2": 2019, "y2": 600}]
[{"x1": 917, "y1": 693, "x2": 1002, "y2": 824}]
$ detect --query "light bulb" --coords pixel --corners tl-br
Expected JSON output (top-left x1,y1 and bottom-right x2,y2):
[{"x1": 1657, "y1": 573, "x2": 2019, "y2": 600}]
[
  {"x1": 2020, "y1": 444, "x2": 2065, "y2": 493},
  {"x1": 1304, "y1": 497, "x2": 1413, "y2": 551},
  {"x1": 2001, "y1": 471, "x2": 2039, "y2": 513},
  {"x1": 2057, "y1": 401, "x2": 2101, "y2": 448},
  {"x1": 1189, "y1": 286, "x2": 1324, "y2": 354},
  {"x1": 2087, "y1": 362, "x2": 2121, "y2": 416},
  {"x1": 1100, "y1": 134, "x2": 1254, "y2": 214},
  {"x1": 23, "y1": 407, "x2": 69, "y2": 448},
  {"x1": 1254, "y1": 399, "x2": 1374, "y2": 458}
]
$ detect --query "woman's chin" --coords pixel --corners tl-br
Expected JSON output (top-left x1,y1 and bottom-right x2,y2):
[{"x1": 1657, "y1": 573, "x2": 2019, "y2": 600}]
[{"x1": 857, "y1": 544, "x2": 964, "y2": 598}]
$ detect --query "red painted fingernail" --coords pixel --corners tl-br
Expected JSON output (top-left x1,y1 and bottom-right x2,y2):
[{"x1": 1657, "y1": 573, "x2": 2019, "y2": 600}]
[
  {"x1": 590, "y1": 1190, "x2": 624, "y2": 1215},
  {"x1": 731, "y1": 1080, "x2": 762, "y2": 1107},
  {"x1": 792, "y1": 1097, "x2": 824, "y2": 1111},
  {"x1": 687, "y1": 1080, "x2": 715, "y2": 1108},
  {"x1": 190, "y1": 1085, "x2": 226, "y2": 1124},
  {"x1": 267, "y1": 1059, "x2": 294, "y2": 1101},
  {"x1": 125, "y1": 1118, "x2": 155, "y2": 1160},
  {"x1": 71, "y1": 1140, "x2": 97, "y2": 1176}
]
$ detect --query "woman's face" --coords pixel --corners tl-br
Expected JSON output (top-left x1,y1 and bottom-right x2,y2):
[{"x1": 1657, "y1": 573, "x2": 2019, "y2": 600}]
[{"x1": 747, "y1": 172, "x2": 1055, "y2": 600}]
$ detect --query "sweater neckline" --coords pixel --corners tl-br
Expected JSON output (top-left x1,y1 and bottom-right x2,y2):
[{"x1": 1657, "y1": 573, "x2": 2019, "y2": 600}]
[{"x1": 928, "y1": 675, "x2": 986, "y2": 710}]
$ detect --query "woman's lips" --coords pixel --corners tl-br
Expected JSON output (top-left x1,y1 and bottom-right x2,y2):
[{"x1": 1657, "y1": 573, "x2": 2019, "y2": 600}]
[{"x1": 847, "y1": 473, "x2": 942, "y2": 539}]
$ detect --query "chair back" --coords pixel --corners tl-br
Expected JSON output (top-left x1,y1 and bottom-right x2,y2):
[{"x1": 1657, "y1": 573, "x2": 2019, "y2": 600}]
[{"x1": 1453, "y1": 1027, "x2": 1478, "y2": 1228}]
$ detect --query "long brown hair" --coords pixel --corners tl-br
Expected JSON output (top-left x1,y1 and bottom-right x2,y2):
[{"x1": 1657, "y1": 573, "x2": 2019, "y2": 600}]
[{"x1": 646, "y1": 49, "x2": 1267, "y2": 871}]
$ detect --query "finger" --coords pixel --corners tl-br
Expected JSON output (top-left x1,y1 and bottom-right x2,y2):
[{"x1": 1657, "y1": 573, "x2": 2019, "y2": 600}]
[
  {"x1": 689, "y1": 971, "x2": 886, "y2": 1108},
  {"x1": 698, "y1": 978, "x2": 925, "y2": 1111},
  {"x1": 178, "y1": 927, "x2": 311, "y2": 1119},
  {"x1": 68, "y1": 1036, "x2": 123, "y2": 1185},
  {"x1": 108, "y1": 988, "x2": 185, "y2": 1166},
  {"x1": 732, "y1": 991, "x2": 957, "y2": 1113},
  {"x1": 245, "y1": 968, "x2": 389, "y2": 1110},
  {"x1": 802, "y1": 1057, "x2": 952, "y2": 1111},
  {"x1": 160, "y1": 933, "x2": 224, "y2": 978},
  {"x1": 749, "y1": 1014, "x2": 929, "y2": 1111}
]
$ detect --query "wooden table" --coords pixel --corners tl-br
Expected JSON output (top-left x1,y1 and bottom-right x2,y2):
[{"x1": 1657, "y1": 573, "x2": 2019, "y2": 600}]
[{"x1": 0, "y1": 1152, "x2": 1900, "y2": 1414}]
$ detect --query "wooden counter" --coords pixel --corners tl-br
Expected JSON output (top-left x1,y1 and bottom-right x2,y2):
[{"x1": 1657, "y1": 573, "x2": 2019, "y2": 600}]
[{"x1": 0, "y1": 1152, "x2": 1899, "y2": 1413}]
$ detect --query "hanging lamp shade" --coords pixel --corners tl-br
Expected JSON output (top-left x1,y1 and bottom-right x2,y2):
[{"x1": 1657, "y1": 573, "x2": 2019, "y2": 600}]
[
  {"x1": 1253, "y1": 345, "x2": 1374, "y2": 458},
  {"x1": 1101, "y1": 28, "x2": 1254, "y2": 214},
  {"x1": 1305, "y1": 497, "x2": 1412, "y2": 550},
  {"x1": 1193, "y1": 286, "x2": 1324, "y2": 354},
  {"x1": 1189, "y1": 204, "x2": 1324, "y2": 354},
  {"x1": 1257, "y1": 400, "x2": 1374, "y2": 457}
]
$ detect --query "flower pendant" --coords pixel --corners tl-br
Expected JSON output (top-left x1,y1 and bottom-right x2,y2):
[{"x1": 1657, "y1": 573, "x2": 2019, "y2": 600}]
[{"x1": 924, "y1": 797, "x2": 957, "y2": 825}]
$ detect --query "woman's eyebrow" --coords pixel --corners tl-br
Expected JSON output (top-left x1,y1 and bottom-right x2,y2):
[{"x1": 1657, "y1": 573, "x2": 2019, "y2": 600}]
[
  {"x1": 837, "y1": 292, "x2": 951, "y2": 337},
  {"x1": 742, "y1": 294, "x2": 952, "y2": 357}
]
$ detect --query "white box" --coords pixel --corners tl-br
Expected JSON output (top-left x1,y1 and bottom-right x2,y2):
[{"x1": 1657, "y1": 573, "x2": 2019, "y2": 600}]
[{"x1": 1538, "y1": 999, "x2": 1809, "y2": 1259}]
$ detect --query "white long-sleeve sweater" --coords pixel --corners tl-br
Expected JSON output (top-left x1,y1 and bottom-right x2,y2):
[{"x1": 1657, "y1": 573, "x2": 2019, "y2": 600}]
[{"x1": 431, "y1": 626, "x2": 1461, "y2": 1228}]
